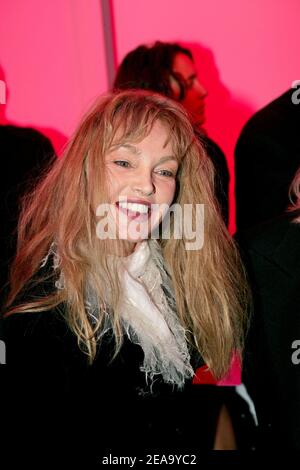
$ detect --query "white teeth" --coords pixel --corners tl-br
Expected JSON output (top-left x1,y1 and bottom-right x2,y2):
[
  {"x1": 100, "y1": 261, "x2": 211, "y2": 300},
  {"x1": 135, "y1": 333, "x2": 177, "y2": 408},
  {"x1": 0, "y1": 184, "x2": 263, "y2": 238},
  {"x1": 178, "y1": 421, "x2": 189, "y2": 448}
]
[{"x1": 118, "y1": 202, "x2": 149, "y2": 213}]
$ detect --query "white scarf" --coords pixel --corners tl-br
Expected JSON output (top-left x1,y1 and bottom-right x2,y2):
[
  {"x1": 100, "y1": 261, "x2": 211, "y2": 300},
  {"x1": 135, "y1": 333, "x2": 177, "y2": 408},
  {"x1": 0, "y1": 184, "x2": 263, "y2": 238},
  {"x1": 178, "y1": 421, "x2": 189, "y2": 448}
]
[
  {"x1": 42, "y1": 240, "x2": 194, "y2": 389},
  {"x1": 113, "y1": 240, "x2": 194, "y2": 389}
]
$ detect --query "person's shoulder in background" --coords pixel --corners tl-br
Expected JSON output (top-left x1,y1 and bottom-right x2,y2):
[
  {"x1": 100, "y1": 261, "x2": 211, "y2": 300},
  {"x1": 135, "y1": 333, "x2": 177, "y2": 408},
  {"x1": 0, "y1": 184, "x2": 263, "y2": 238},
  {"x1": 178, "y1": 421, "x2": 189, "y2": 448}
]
[
  {"x1": 235, "y1": 209, "x2": 300, "y2": 266},
  {"x1": 0, "y1": 124, "x2": 55, "y2": 182},
  {"x1": 234, "y1": 90, "x2": 300, "y2": 231},
  {"x1": 236, "y1": 211, "x2": 296, "y2": 251},
  {"x1": 237, "y1": 89, "x2": 299, "y2": 138}
]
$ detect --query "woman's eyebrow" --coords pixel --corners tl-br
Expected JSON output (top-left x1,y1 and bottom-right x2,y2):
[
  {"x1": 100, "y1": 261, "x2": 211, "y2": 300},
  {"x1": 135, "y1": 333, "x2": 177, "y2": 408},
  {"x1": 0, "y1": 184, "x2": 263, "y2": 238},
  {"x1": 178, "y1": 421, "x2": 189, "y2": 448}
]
[
  {"x1": 109, "y1": 143, "x2": 178, "y2": 166},
  {"x1": 110, "y1": 143, "x2": 141, "y2": 155},
  {"x1": 109, "y1": 144, "x2": 177, "y2": 163},
  {"x1": 157, "y1": 156, "x2": 178, "y2": 164}
]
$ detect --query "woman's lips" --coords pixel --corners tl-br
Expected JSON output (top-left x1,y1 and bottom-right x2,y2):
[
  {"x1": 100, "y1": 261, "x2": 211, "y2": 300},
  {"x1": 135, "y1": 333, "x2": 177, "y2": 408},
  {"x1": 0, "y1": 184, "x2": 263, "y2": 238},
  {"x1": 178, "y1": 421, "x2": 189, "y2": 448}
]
[{"x1": 115, "y1": 202, "x2": 151, "y2": 222}]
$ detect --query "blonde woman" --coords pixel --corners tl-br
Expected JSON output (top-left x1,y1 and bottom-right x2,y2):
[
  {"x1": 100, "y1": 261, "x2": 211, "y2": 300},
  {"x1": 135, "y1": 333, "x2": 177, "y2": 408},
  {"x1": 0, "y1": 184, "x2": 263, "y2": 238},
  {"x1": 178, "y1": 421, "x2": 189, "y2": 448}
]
[
  {"x1": 238, "y1": 167, "x2": 300, "y2": 450},
  {"x1": 1, "y1": 90, "x2": 248, "y2": 464}
]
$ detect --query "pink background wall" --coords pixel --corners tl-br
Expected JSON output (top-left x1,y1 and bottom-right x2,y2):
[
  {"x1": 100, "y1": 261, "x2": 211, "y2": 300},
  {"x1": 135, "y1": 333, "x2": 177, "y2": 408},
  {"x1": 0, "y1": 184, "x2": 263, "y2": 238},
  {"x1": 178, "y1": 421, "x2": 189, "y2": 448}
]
[
  {"x1": 113, "y1": 0, "x2": 300, "y2": 232},
  {"x1": 0, "y1": 0, "x2": 108, "y2": 154},
  {"x1": 1, "y1": 0, "x2": 300, "y2": 231}
]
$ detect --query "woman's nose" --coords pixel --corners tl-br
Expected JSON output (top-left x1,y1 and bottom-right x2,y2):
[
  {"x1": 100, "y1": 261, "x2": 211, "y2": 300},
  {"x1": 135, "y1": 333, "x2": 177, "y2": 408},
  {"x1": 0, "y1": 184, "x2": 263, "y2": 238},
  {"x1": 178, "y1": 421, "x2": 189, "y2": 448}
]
[{"x1": 132, "y1": 171, "x2": 156, "y2": 197}]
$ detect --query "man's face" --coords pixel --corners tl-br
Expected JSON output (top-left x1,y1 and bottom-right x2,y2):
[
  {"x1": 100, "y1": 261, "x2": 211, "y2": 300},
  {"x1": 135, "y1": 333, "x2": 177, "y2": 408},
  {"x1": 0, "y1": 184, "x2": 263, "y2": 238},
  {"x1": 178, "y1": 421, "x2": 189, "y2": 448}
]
[{"x1": 171, "y1": 52, "x2": 208, "y2": 126}]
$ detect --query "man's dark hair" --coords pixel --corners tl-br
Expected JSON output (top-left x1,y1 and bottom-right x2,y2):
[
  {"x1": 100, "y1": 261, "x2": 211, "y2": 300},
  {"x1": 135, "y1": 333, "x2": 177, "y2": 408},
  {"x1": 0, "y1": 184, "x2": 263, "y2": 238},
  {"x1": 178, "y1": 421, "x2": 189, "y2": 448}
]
[{"x1": 113, "y1": 41, "x2": 193, "y2": 101}]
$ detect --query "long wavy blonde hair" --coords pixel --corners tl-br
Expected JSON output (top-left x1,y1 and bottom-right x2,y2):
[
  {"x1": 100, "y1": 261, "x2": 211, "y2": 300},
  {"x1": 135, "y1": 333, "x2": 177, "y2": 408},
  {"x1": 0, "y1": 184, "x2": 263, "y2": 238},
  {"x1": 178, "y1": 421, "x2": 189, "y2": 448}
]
[{"x1": 3, "y1": 90, "x2": 249, "y2": 379}]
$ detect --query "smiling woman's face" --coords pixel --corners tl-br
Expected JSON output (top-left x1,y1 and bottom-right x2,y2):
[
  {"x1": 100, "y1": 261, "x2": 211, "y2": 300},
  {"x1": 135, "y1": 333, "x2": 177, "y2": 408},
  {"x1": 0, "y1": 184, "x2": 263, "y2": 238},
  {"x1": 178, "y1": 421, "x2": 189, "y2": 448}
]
[{"x1": 104, "y1": 120, "x2": 178, "y2": 245}]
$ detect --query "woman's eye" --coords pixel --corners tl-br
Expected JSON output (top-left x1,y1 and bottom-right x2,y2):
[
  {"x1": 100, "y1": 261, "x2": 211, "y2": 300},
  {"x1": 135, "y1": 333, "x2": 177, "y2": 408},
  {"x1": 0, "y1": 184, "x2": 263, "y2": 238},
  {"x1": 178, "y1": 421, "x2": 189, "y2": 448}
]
[
  {"x1": 186, "y1": 79, "x2": 195, "y2": 90},
  {"x1": 157, "y1": 169, "x2": 175, "y2": 177},
  {"x1": 114, "y1": 160, "x2": 130, "y2": 168}
]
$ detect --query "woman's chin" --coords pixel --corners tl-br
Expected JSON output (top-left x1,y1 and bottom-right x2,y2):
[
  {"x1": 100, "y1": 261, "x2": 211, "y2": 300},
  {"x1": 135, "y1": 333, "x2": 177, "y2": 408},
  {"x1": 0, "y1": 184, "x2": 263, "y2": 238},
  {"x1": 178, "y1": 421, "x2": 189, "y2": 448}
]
[
  {"x1": 115, "y1": 219, "x2": 160, "y2": 242},
  {"x1": 116, "y1": 229, "x2": 150, "y2": 242}
]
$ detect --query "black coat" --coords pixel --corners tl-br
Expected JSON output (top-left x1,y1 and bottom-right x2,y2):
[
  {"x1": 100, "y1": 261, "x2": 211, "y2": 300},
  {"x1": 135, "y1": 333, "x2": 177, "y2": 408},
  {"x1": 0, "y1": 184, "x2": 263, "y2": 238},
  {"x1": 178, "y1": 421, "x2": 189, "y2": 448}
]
[
  {"x1": 0, "y1": 265, "x2": 229, "y2": 465},
  {"x1": 235, "y1": 90, "x2": 300, "y2": 231},
  {"x1": 237, "y1": 210, "x2": 300, "y2": 449}
]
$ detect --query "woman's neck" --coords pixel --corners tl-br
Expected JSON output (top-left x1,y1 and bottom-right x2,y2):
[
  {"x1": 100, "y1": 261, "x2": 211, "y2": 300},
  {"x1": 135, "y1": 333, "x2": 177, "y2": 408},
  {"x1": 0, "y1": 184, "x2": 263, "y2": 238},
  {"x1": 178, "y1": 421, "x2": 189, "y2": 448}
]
[{"x1": 105, "y1": 239, "x2": 141, "y2": 257}]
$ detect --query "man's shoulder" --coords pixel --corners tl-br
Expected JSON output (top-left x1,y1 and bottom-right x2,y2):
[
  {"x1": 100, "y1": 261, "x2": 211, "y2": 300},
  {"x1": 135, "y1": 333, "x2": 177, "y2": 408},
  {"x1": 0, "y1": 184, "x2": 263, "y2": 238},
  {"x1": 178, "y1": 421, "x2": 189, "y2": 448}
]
[
  {"x1": 236, "y1": 213, "x2": 293, "y2": 253},
  {"x1": 236, "y1": 211, "x2": 300, "y2": 278},
  {"x1": 239, "y1": 89, "x2": 299, "y2": 140}
]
